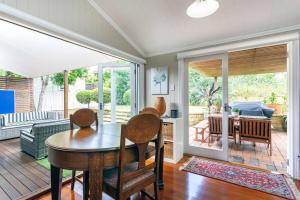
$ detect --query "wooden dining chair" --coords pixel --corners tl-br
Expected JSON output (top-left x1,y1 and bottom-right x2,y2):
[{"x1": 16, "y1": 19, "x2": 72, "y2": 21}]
[
  {"x1": 139, "y1": 107, "x2": 160, "y2": 118},
  {"x1": 69, "y1": 108, "x2": 98, "y2": 196},
  {"x1": 139, "y1": 107, "x2": 165, "y2": 189},
  {"x1": 102, "y1": 113, "x2": 162, "y2": 200},
  {"x1": 208, "y1": 116, "x2": 236, "y2": 144}
]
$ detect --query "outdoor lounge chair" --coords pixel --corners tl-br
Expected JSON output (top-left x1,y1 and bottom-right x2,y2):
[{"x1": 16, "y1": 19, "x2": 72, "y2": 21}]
[
  {"x1": 239, "y1": 118, "x2": 272, "y2": 155},
  {"x1": 208, "y1": 116, "x2": 236, "y2": 144}
]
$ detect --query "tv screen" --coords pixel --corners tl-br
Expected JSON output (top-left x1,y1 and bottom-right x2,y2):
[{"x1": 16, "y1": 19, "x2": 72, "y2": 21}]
[{"x1": 0, "y1": 90, "x2": 15, "y2": 114}]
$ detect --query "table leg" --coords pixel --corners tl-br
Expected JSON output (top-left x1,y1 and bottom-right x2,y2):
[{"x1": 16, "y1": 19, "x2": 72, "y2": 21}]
[
  {"x1": 201, "y1": 129, "x2": 205, "y2": 143},
  {"x1": 89, "y1": 153, "x2": 103, "y2": 200},
  {"x1": 83, "y1": 171, "x2": 89, "y2": 200},
  {"x1": 50, "y1": 165, "x2": 62, "y2": 200},
  {"x1": 158, "y1": 146, "x2": 164, "y2": 190},
  {"x1": 195, "y1": 128, "x2": 199, "y2": 141}
]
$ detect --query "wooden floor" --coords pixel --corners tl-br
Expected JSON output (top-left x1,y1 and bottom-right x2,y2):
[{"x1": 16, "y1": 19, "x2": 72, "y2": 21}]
[
  {"x1": 189, "y1": 128, "x2": 287, "y2": 173},
  {"x1": 38, "y1": 157, "x2": 300, "y2": 200},
  {"x1": 0, "y1": 138, "x2": 298, "y2": 200},
  {"x1": 0, "y1": 138, "x2": 50, "y2": 200}
]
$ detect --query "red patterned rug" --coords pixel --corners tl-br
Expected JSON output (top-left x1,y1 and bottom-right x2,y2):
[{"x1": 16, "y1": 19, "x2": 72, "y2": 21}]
[{"x1": 181, "y1": 157, "x2": 296, "y2": 199}]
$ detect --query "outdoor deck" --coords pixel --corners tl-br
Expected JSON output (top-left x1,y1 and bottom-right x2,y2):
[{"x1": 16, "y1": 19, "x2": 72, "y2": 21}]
[
  {"x1": 0, "y1": 138, "x2": 50, "y2": 200},
  {"x1": 189, "y1": 129, "x2": 287, "y2": 174}
]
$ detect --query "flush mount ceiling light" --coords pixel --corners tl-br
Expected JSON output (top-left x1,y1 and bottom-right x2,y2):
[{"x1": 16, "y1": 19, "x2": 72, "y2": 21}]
[{"x1": 186, "y1": 0, "x2": 219, "y2": 18}]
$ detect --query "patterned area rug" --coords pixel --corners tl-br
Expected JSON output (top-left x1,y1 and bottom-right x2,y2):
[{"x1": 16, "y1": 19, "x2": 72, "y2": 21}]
[{"x1": 181, "y1": 157, "x2": 296, "y2": 199}]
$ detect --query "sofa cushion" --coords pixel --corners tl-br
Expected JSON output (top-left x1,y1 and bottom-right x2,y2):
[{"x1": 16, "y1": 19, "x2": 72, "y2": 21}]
[
  {"x1": 3, "y1": 112, "x2": 27, "y2": 125},
  {"x1": 30, "y1": 119, "x2": 70, "y2": 137}
]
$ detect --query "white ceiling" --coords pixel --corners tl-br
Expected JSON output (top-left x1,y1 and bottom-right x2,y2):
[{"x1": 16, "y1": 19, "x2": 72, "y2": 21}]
[
  {"x1": 92, "y1": 0, "x2": 300, "y2": 56},
  {"x1": 0, "y1": 20, "x2": 117, "y2": 77}
]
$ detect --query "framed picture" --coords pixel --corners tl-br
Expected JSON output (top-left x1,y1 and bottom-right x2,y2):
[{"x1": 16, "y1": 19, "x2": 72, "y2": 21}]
[{"x1": 151, "y1": 66, "x2": 169, "y2": 95}]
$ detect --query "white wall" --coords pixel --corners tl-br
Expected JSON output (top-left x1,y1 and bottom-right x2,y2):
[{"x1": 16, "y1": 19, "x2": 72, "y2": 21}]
[
  {"x1": 145, "y1": 53, "x2": 178, "y2": 116},
  {"x1": 0, "y1": 0, "x2": 141, "y2": 58}
]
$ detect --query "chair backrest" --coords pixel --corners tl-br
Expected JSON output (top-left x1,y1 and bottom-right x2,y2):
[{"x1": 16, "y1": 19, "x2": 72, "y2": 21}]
[
  {"x1": 118, "y1": 113, "x2": 162, "y2": 192},
  {"x1": 208, "y1": 116, "x2": 235, "y2": 136},
  {"x1": 239, "y1": 118, "x2": 271, "y2": 139},
  {"x1": 70, "y1": 108, "x2": 98, "y2": 129},
  {"x1": 139, "y1": 107, "x2": 160, "y2": 118}
]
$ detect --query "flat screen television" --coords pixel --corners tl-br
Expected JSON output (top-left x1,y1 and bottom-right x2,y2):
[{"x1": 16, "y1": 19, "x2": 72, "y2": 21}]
[{"x1": 0, "y1": 90, "x2": 15, "y2": 114}]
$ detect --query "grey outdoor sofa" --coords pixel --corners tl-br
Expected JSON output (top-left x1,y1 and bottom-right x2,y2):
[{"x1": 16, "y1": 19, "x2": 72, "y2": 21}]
[
  {"x1": 20, "y1": 119, "x2": 71, "y2": 159},
  {"x1": 0, "y1": 111, "x2": 60, "y2": 140}
]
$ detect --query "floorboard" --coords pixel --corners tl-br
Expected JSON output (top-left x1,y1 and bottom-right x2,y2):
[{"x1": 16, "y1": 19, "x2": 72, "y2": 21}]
[
  {"x1": 0, "y1": 138, "x2": 51, "y2": 200},
  {"x1": 38, "y1": 157, "x2": 300, "y2": 200}
]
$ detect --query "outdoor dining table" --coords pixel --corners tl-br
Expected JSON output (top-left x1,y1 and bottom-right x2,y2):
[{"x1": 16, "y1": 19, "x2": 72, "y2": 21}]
[{"x1": 46, "y1": 123, "x2": 164, "y2": 200}]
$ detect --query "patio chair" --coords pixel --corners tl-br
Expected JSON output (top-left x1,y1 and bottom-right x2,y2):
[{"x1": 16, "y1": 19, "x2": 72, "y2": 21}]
[
  {"x1": 239, "y1": 118, "x2": 272, "y2": 155},
  {"x1": 208, "y1": 116, "x2": 236, "y2": 145}
]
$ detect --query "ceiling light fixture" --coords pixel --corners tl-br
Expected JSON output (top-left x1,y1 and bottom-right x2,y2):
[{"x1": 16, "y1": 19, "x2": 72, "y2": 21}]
[{"x1": 186, "y1": 0, "x2": 219, "y2": 18}]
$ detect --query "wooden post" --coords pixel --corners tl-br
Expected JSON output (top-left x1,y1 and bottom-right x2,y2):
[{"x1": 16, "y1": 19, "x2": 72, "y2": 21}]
[{"x1": 64, "y1": 70, "x2": 69, "y2": 118}]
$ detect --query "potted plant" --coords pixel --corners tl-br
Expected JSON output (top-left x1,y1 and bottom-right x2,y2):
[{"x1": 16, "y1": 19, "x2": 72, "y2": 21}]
[
  {"x1": 231, "y1": 107, "x2": 240, "y2": 116},
  {"x1": 282, "y1": 115, "x2": 287, "y2": 131},
  {"x1": 264, "y1": 92, "x2": 283, "y2": 114}
]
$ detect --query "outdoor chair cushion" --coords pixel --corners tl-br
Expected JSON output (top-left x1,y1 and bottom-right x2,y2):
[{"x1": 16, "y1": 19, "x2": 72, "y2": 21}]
[
  {"x1": 240, "y1": 110, "x2": 264, "y2": 116},
  {"x1": 230, "y1": 101, "x2": 274, "y2": 118}
]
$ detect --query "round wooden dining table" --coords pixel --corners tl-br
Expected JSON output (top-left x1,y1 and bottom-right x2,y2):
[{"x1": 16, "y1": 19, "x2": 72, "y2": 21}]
[{"x1": 46, "y1": 123, "x2": 164, "y2": 200}]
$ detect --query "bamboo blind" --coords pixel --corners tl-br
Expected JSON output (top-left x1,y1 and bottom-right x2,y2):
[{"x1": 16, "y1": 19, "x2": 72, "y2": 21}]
[{"x1": 189, "y1": 44, "x2": 287, "y2": 77}]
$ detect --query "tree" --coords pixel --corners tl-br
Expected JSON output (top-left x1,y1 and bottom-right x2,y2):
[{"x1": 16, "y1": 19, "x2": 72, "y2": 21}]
[
  {"x1": 37, "y1": 76, "x2": 49, "y2": 111},
  {"x1": 116, "y1": 71, "x2": 130, "y2": 105},
  {"x1": 76, "y1": 90, "x2": 94, "y2": 108},
  {"x1": 50, "y1": 68, "x2": 88, "y2": 86},
  {"x1": 90, "y1": 88, "x2": 111, "y2": 104}
]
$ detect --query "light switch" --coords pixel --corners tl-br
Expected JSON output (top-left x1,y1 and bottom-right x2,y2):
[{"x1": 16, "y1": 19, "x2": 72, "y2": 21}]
[{"x1": 170, "y1": 83, "x2": 175, "y2": 91}]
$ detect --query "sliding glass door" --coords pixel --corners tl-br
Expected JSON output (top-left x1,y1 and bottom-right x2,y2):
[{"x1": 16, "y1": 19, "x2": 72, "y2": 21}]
[
  {"x1": 98, "y1": 62, "x2": 137, "y2": 124},
  {"x1": 186, "y1": 53, "x2": 229, "y2": 161}
]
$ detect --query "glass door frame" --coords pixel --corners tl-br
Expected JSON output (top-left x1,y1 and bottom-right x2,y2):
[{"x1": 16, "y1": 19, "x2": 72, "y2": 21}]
[
  {"x1": 97, "y1": 63, "x2": 138, "y2": 124},
  {"x1": 183, "y1": 53, "x2": 229, "y2": 161}
]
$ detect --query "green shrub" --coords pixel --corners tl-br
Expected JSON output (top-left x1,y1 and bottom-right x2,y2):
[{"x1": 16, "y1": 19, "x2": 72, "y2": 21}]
[
  {"x1": 123, "y1": 89, "x2": 131, "y2": 105},
  {"x1": 88, "y1": 88, "x2": 111, "y2": 104},
  {"x1": 103, "y1": 87, "x2": 111, "y2": 104},
  {"x1": 76, "y1": 90, "x2": 94, "y2": 108}
]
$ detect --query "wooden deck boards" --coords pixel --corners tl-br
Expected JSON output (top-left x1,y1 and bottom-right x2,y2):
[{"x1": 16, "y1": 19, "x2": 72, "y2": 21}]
[
  {"x1": 0, "y1": 138, "x2": 50, "y2": 200},
  {"x1": 189, "y1": 128, "x2": 288, "y2": 173}
]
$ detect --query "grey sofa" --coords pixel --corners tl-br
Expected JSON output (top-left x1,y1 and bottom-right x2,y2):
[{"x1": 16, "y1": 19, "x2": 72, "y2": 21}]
[
  {"x1": 0, "y1": 111, "x2": 59, "y2": 140},
  {"x1": 20, "y1": 119, "x2": 71, "y2": 159}
]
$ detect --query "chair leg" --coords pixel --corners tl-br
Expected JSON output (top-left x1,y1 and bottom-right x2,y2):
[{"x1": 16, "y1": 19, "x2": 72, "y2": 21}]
[
  {"x1": 71, "y1": 170, "x2": 76, "y2": 190},
  {"x1": 154, "y1": 181, "x2": 159, "y2": 200},
  {"x1": 270, "y1": 141, "x2": 272, "y2": 156}
]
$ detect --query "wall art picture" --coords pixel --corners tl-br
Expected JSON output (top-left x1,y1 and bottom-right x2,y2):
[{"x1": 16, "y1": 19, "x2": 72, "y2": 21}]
[{"x1": 151, "y1": 66, "x2": 169, "y2": 95}]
